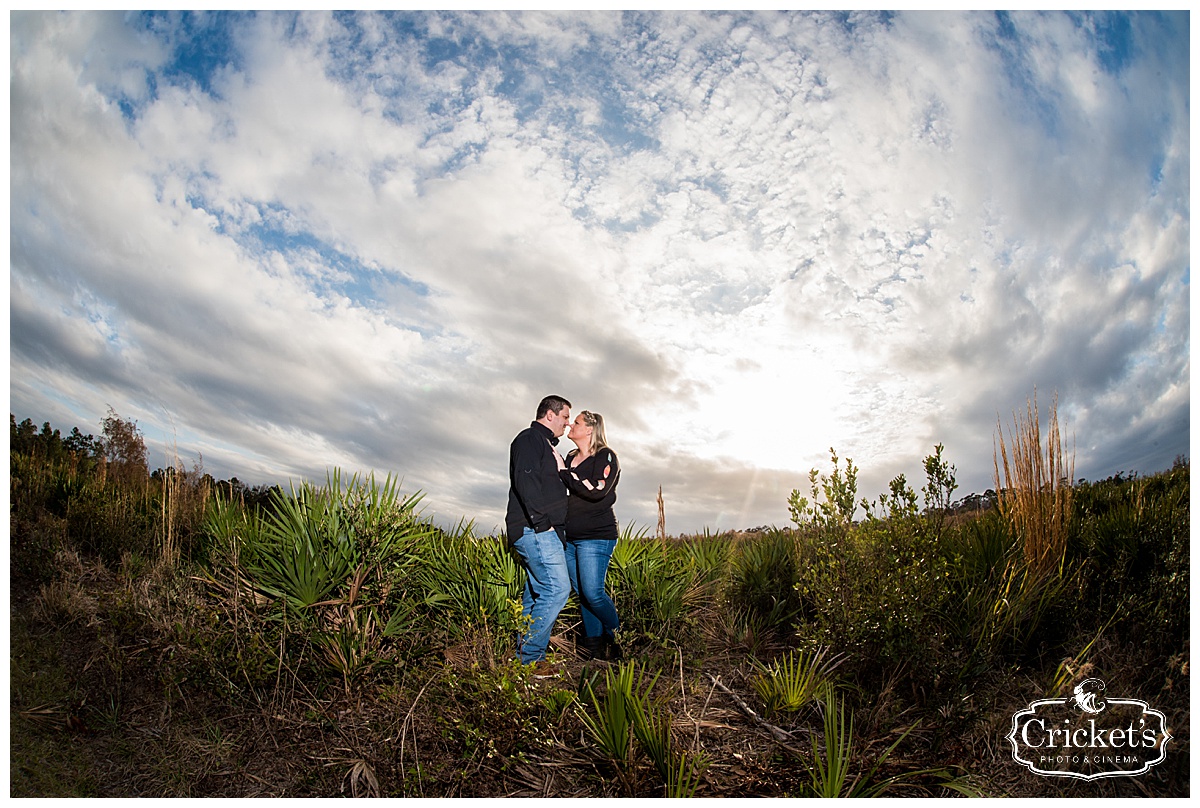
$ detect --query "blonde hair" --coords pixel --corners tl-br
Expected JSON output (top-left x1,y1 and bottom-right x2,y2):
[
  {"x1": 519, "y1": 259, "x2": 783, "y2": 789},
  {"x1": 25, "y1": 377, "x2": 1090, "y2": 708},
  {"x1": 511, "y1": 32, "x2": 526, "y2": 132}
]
[{"x1": 579, "y1": 410, "x2": 608, "y2": 455}]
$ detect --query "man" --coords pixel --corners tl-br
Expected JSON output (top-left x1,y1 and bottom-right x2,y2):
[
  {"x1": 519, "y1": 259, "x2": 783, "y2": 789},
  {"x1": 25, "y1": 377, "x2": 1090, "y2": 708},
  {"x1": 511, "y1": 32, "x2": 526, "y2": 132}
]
[{"x1": 506, "y1": 395, "x2": 572, "y2": 668}]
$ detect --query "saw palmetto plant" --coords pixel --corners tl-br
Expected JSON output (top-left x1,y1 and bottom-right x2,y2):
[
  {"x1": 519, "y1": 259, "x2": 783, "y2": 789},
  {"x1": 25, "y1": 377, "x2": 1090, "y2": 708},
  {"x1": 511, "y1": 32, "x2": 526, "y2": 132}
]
[
  {"x1": 413, "y1": 522, "x2": 525, "y2": 644},
  {"x1": 576, "y1": 660, "x2": 705, "y2": 797},
  {"x1": 243, "y1": 480, "x2": 358, "y2": 611},
  {"x1": 749, "y1": 646, "x2": 844, "y2": 717}
]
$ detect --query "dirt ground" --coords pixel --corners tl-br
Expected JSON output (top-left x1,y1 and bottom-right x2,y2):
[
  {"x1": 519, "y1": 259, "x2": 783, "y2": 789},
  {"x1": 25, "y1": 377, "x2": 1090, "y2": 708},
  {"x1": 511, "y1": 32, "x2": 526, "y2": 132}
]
[{"x1": 9, "y1": 570, "x2": 1188, "y2": 798}]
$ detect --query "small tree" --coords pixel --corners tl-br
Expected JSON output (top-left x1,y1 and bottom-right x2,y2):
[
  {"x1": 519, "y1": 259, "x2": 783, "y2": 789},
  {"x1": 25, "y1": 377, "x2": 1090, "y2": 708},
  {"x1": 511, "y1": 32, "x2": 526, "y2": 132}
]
[
  {"x1": 101, "y1": 407, "x2": 149, "y2": 488},
  {"x1": 921, "y1": 443, "x2": 958, "y2": 538}
]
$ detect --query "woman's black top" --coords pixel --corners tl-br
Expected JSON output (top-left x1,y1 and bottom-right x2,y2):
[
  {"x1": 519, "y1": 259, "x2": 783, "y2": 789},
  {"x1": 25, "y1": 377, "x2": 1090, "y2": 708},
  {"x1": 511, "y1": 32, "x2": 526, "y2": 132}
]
[{"x1": 559, "y1": 447, "x2": 620, "y2": 542}]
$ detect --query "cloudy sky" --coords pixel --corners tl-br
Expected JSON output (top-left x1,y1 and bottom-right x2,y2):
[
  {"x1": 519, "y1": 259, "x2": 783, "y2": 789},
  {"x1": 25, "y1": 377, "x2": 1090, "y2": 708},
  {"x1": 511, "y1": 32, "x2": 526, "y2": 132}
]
[{"x1": 9, "y1": 10, "x2": 1190, "y2": 535}]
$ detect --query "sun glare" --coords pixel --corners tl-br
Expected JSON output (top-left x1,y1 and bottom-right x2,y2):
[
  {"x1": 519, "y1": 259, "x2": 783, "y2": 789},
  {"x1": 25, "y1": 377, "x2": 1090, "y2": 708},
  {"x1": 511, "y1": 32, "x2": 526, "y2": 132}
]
[{"x1": 678, "y1": 344, "x2": 848, "y2": 473}]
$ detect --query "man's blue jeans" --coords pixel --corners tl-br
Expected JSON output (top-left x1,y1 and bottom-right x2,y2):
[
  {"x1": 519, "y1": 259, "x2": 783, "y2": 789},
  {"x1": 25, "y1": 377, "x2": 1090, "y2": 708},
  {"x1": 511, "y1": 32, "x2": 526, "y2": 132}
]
[
  {"x1": 511, "y1": 527, "x2": 570, "y2": 663},
  {"x1": 564, "y1": 538, "x2": 620, "y2": 639}
]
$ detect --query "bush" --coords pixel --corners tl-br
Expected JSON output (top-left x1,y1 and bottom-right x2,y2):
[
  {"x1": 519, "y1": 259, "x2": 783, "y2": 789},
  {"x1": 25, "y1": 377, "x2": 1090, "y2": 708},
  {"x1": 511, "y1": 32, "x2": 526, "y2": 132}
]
[
  {"x1": 726, "y1": 529, "x2": 803, "y2": 637},
  {"x1": 607, "y1": 527, "x2": 696, "y2": 640},
  {"x1": 792, "y1": 515, "x2": 953, "y2": 687},
  {"x1": 1069, "y1": 464, "x2": 1189, "y2": 669}
]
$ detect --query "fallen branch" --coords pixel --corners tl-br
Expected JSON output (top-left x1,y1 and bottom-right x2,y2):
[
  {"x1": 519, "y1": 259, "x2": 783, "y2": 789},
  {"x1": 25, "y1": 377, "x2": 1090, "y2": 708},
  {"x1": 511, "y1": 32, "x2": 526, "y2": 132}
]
[{"x1": 706, "y1": 673, "x2": 811, "y2": 757}]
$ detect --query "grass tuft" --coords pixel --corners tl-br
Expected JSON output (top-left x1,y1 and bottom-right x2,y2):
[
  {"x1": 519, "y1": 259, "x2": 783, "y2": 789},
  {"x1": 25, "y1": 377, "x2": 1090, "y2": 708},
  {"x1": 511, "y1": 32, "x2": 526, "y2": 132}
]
[{"x1": 994, "y1": 389, "x2": 1075, "y2": 579}]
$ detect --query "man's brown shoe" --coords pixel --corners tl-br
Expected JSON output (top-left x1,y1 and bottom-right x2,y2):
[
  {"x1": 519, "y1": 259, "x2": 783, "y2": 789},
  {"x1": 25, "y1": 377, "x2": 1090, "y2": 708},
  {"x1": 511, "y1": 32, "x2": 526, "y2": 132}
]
[{"x1": 530, "y1": 659, "x2": 560, "y2": 679}]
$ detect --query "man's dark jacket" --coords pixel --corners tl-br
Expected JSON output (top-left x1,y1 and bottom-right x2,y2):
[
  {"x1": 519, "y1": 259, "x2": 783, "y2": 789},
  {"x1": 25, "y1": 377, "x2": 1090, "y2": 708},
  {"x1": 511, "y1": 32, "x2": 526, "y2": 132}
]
[{"x1": 506, "y1": 421, "x2": 568, "y2": 542}]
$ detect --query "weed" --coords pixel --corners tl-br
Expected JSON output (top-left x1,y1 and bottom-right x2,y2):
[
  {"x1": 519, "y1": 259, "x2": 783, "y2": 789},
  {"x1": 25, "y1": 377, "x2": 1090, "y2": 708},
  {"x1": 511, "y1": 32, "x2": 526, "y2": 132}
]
[
  {"x1": 726, "y1": 528, "x2": 802, "y2": 637},
  {"x1": 804, "y1": 686, "x2": 978, "y2": 797},
  {"x1": 577, "y1": 660, "x2": 705, "y2": 796}
]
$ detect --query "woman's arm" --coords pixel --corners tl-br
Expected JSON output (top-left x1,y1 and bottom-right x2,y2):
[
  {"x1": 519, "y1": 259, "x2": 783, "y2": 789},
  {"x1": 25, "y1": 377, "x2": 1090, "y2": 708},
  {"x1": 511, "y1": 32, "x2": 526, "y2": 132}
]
[{"x1": 559, "y1": 451, "x2": 619, "y2": 502}]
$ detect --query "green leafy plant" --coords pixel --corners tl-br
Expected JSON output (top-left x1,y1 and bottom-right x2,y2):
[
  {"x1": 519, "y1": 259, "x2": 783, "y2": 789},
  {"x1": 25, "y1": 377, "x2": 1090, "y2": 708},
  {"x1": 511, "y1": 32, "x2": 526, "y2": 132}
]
[
  {"x1": 337, "y1": 471, "x2": 433, "y2": 568},
  {"x1": 667, "y1": 750, "x2": 706, "y2": 799},
  {"x1": 680, "y1": 530, "x2": 732, "y2": 584},
  {"x1": 578, "y1": 660, "x2": 650, "y2": 765},
  {"x1": 726, "y1": 529, "x2": 803, "y2": 636},
  {"x1": 608, "y1": 526, "x2": 695, "y2": 636},
  {"x1": 921, "y1": 443, "x2": 959, "y2": 537},
  {"x1": 720, "y1": 606, "x2": 778, "y2": 657},
  {"x1": 862, "y1": 473, "x2": 920, "y2": 522},
  {"x1": 750, "y1": 647, "x2": 843, "y2": 717},
  {"x1": 576, "y1": 660, "x2": 706, "y2": 796},
  {"x1": 235, "y1": 471, "x2": 439, "y2": 618},
  {"x1": 241, "y1": 481, "x2": 357, "y2": 611},
  {"x1": 788, "y1": 448, "x2": 860, "y2": 531},
  {"x1": 412, "y1": 524, "x2": 525, "y2": 647},
  {"x1": 804, "y1": 686, "x2": 973, "y2": 797},
  {"x1": 943, "y1": 513, "x2": 1073, "y2": 677}
]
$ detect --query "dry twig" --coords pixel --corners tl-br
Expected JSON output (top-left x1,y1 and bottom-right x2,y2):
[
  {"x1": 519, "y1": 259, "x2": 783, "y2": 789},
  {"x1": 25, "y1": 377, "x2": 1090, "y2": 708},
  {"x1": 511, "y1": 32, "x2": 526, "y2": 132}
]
[{"x1": 706, "y1": 673, "x2": 809, "y2": 757}]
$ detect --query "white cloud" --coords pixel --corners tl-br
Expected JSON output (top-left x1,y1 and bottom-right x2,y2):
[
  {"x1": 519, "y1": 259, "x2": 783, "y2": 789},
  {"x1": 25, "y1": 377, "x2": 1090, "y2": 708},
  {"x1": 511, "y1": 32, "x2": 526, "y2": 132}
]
[{"x1": 10, "y1": 10, "x2": 1189, "y2": 534}]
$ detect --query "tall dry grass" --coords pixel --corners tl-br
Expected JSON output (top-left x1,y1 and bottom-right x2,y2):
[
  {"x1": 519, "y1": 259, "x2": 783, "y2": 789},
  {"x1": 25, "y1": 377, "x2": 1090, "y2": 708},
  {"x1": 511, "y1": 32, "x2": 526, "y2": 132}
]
[
  {"x1": 993, "y1": 391, "x2": 1075, "y2": 578},
  {"x1": 155, "y1": 438, "x2": 213, "y2": 566}
]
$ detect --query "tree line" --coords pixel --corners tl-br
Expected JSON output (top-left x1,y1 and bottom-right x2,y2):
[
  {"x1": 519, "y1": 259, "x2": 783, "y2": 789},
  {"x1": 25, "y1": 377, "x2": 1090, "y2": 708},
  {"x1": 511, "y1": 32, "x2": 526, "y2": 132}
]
[{"x1": 10, "y1": 411, "x2": 281, "y2": 511}]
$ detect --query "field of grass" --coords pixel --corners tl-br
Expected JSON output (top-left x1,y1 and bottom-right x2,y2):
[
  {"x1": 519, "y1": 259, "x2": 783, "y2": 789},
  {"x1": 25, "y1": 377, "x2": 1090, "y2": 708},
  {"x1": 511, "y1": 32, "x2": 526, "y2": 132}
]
[{"x1": 9, "y1": 413, "x2": 1189, "y2": 797}]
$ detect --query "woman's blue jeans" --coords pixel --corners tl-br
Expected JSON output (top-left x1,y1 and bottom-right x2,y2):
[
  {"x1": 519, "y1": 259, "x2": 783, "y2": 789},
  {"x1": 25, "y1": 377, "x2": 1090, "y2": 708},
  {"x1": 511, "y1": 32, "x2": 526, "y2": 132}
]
[
  {"x1": 564, "y1": 538, "x2": 620, "y2": 639},
  {"x1": 511, "y1": 527, "x2": 570, "y2": 664}
]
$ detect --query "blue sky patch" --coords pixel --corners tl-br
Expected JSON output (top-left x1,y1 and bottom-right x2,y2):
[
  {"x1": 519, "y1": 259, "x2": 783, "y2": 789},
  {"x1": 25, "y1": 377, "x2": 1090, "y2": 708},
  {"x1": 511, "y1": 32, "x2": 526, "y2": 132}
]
[{"x1": 139, "y1": 11, "x2": 249, "y2": 98}]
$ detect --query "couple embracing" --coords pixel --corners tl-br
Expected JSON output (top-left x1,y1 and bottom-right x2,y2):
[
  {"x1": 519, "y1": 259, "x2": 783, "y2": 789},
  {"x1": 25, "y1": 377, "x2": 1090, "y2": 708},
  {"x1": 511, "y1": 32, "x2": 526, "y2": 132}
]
[{"x1": 505, "y1": 395, "x2": 622, "y2": 670}]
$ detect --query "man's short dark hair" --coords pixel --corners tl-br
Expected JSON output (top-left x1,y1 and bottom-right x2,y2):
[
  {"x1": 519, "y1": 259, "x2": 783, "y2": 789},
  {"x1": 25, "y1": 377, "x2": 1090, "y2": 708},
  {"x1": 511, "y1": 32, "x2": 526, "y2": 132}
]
[{"x1": 536, "y1": 395, "x2": 571, "y2": 420}]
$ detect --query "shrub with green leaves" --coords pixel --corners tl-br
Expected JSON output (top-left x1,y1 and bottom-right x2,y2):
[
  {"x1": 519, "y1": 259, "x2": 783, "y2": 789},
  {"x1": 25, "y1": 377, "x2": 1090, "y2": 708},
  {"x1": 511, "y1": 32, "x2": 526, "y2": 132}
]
[
  {"x1": 607, "y1": 526, "x2": 697, "y2": 639},
  {"x1": 1068, "y1": 464, "x2": 1189, "y2": 667},
  {"x1": 204, "y1": 471, "x2": 457, "y2": 684},
  {"x1": 791, "y1": 514, "x2": 954, "y2": 685},
  {"x1": 750, "y1": 647, "x2": 842, "y2": 717},
  {"x1": 788, "y1": 448, "x2": 860, "y2": 532},
  {"x1": 726, "y1": 528, "x2": 803, "y2": 636}
]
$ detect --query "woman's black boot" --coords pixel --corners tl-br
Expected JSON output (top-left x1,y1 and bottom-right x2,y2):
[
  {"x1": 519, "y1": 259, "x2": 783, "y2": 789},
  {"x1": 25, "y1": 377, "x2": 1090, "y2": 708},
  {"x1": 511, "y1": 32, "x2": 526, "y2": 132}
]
[
  {"x1": 603, "y1": 635, "x2": 623, "y2": 661},
  {"x1": 577, "y1": 636, "x2": 605, "y2": 660}
]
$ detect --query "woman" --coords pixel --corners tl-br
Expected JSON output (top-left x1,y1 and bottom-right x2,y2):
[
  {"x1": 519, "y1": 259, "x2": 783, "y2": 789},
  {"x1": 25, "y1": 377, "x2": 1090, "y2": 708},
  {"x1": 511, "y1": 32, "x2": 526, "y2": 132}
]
[{"x1": 553, "y1": 410, "x2": 622, "y2": 661}]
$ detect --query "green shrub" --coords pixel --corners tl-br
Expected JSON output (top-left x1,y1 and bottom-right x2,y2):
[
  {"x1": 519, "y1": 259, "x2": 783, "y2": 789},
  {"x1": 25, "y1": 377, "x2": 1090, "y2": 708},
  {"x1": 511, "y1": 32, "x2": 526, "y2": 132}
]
[
  {"x1": 792, "y1": 516, "x2": 952, "y2": 686},
  {"x1": 608, "y1": 526, "x2": 696, "y2": 639},
  {"x1": 726, "y1": 529, "x2": 803, "y2": 637},
  {"x1": 411, "y1": 523, "x2": 525, "y2": 650},
  {"x1": 1069, "y1": 464, "x2": 1189, "y2": 666}
]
